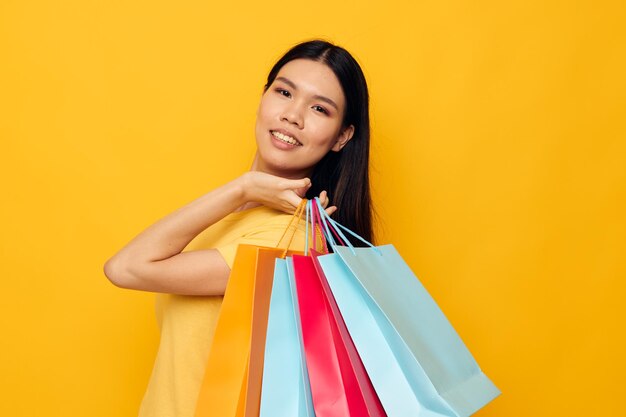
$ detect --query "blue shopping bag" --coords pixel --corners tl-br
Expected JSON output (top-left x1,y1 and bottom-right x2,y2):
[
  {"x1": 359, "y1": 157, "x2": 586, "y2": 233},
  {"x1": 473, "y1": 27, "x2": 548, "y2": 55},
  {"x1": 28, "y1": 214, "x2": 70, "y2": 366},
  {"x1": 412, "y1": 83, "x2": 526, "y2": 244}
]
[
  {"x1": 311, "y1": 199, "x2": 500, "y2": 417},
  {"x1": 260, "y1": 258, "x2": 316, "y2": 417}
]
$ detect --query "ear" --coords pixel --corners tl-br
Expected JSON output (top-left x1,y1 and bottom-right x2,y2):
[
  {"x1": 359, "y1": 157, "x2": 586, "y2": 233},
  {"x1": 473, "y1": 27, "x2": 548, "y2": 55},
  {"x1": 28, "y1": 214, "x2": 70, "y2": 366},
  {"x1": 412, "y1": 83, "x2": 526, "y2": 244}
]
[{"x1": 331, "y1": 124, "x2": 355, "y2": 152}]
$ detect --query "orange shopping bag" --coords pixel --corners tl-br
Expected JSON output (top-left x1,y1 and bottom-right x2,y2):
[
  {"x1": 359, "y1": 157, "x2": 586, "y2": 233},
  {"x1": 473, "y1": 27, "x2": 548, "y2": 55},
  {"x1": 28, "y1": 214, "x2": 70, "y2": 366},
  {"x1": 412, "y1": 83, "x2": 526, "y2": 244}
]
[{"x1": 194, "y1": 201, "x2": 306, "y2": 417}]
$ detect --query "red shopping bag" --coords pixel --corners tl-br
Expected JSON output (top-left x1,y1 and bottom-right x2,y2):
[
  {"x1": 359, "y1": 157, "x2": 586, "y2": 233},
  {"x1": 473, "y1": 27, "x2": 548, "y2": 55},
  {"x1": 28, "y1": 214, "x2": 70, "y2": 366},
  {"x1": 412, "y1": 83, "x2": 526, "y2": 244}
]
[{"x1": 291, "y1": 200, "x2": 386, "y2": 417}]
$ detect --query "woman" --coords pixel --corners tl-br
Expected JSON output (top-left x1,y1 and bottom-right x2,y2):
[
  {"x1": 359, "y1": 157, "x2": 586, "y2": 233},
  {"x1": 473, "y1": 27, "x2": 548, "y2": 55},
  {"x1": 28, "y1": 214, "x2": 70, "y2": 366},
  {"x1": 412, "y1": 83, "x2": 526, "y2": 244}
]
[{"x1": 104, "y1": 39, "x2": 373, "y2": 417}]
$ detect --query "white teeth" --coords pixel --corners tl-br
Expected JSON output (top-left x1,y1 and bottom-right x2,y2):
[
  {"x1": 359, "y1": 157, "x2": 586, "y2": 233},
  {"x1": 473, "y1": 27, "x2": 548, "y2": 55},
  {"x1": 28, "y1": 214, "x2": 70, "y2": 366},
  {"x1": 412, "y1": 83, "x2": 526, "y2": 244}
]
[{"x1": 272, "y1": 130, "x2": 300, "y2": 146}]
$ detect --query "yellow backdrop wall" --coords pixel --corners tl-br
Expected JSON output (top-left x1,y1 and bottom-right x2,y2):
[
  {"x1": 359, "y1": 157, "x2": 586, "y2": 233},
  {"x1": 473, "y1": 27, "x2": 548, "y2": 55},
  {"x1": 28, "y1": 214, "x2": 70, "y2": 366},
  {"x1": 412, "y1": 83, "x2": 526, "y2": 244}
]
[{"x1": 1, "y1": 0, "x2": 624, "y2": 416}]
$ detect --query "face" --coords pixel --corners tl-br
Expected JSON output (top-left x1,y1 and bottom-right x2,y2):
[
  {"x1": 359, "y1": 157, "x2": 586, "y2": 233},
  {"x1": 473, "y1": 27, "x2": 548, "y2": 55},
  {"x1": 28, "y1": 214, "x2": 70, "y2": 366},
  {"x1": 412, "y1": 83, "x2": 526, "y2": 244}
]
[{"x1": 253, "y1": 58, "x2": 355, "y2": 178}]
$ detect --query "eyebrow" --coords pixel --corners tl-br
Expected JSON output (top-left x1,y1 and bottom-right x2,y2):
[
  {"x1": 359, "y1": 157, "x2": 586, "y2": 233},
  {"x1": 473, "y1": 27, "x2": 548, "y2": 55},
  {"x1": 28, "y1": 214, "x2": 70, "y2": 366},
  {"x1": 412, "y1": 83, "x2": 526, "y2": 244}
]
[{"x1": 275, "y1": 76, "x2": 339, "y2": 110}]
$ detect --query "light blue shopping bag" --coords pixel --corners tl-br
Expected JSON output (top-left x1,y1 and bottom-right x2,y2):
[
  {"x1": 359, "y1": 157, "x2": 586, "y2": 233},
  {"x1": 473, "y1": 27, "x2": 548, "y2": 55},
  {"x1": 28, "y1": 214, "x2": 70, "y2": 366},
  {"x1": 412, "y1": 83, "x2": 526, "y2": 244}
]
[
  {"x1": 311, "y1": 199, "x2": 500, "y2": 417},
  {"x1": 260, "y1": 258, "x2": 316, "y2": 417}
]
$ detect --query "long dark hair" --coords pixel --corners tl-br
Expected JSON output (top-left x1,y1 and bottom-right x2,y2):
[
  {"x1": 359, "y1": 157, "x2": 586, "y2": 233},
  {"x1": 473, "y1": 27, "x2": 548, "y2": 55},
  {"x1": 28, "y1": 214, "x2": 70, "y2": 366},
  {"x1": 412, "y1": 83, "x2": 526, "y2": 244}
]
[{"x1": 264, "y1": 39, "x2": 373, "y2": 245}]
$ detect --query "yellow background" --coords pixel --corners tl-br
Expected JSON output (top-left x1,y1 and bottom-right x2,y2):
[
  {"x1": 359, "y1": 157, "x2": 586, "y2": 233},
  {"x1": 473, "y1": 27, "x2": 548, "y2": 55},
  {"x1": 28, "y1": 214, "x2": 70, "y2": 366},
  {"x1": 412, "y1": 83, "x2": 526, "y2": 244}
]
[{"x1": 1, "y1": 0, "x2": 624, "y2": 415}]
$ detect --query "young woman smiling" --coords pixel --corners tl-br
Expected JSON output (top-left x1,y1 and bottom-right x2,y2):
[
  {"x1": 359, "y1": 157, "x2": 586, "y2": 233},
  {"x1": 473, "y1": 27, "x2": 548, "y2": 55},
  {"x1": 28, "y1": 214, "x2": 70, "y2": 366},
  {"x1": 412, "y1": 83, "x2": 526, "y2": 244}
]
[{"x1": 104, "y1": 39, "x2": 373, "y2": 417}]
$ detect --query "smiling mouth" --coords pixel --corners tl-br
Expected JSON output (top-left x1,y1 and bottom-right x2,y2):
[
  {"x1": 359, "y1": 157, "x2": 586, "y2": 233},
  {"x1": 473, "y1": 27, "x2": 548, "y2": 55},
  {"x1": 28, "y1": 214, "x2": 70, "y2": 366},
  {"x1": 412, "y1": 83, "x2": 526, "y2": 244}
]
[{"x1": 271, "y1": 130, "x2": 302, "y2": 146}]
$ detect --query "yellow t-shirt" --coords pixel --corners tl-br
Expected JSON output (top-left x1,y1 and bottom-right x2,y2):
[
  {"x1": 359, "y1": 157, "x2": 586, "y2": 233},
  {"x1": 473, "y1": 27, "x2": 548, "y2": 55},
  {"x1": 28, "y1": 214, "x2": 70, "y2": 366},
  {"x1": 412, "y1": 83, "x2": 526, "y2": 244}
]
[{"x1": 138, "y1": 205, "x2": 307, "y2": 417}]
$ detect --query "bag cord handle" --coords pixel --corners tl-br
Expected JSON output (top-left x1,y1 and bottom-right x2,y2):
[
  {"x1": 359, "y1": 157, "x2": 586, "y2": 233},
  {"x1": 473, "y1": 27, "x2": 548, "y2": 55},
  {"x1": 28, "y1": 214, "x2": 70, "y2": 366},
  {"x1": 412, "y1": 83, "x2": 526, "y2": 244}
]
[
  {"x1": 305, "y1": 199, "x2": 329, "y2": 255},
  {"x1": 276, "y1": 199, "x2": 307, "y2": 258},
  {"x1": 312, "y1": 197, "x2": 382, "y2": 256}
]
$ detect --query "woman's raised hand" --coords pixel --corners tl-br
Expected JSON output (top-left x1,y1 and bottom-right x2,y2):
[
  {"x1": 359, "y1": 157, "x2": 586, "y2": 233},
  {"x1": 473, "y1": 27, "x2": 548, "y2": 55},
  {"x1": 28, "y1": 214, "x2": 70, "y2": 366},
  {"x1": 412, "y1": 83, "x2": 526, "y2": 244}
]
[{"x1": 239, "y1": 171, "x2": 337, "y2": 215}]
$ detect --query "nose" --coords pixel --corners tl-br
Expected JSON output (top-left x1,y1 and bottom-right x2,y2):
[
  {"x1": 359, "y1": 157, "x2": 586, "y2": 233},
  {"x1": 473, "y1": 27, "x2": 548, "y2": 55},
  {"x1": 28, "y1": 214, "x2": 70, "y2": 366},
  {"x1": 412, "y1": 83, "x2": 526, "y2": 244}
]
[{"x1": 280, "y1": 101, "x2": 304, "y2": 128}]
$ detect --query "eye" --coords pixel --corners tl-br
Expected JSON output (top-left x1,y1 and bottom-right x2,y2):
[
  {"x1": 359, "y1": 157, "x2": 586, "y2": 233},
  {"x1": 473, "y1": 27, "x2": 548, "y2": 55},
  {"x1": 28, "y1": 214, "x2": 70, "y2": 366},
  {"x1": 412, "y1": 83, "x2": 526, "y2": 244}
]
[
  {"x1": 312, "y1": 105, "x2": 328, "y2": 114},
  {"x1": 275, "y1": 88, "x2": 291, "y2": 98}
]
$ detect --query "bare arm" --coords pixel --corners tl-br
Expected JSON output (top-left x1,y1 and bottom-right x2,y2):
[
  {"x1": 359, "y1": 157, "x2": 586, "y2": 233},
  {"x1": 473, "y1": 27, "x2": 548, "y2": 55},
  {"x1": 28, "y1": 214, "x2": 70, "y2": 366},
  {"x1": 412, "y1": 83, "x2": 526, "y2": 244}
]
[{"x1": 103, "y1": 172, "x2": 334, "y2": 295}]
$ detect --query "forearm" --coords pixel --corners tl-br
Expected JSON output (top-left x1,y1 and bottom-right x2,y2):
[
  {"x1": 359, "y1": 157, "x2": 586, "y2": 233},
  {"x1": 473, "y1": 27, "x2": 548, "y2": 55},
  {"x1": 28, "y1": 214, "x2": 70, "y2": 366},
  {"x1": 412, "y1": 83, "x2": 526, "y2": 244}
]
[
  {"x1": 104, "y1": 171, "x2": 318, "y2": 292},
  {"x1": 105, "y1": 177, "x2": 245, "y2": 273}
]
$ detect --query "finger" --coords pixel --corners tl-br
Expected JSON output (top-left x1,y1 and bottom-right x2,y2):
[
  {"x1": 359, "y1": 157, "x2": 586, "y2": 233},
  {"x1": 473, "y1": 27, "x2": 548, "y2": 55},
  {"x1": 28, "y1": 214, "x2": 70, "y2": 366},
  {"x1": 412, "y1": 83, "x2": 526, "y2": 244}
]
[
  {"x1": 325, "y1": 206, "x2": 337, "y2": 216},
  {"x1": 292, "y1": 177, "x2": 311, "y2": 189},
  {"x1": 294, "y1": 185, "x2": 310, "y2": 198},
  {"x1": 288, "y1": 194, "x2": 304, "y2": 210},
  {"x1": 319, "y1": 190, "x2": 329, "y2": 208},
  {"x1": 292, "y1": 178, "x2": 312, "y2": 199},
  {"x1": 277, "y1": 189, "x2": 303, "y2": 211}
]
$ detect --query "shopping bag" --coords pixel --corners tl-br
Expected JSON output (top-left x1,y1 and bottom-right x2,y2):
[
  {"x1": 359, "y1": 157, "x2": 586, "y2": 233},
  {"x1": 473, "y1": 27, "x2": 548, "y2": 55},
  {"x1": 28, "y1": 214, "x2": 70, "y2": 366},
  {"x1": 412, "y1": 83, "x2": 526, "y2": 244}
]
[
  {"x1": 311, "y1": 198, "x2": 501, "y2": 417},
  {"x1": 294, "y1": 253, "x2": 387, "y2": 417},
  {"x1": 259, "y1": 257, "x2": 316, "y2": 417},
  {"x1": 194, "y1": 201, "x2": 306, "y2": 417},
  {"x1": 291, "y1": 199, "x2": 386, "y2": 417},
  {"x1": 193, "y1": 245, "x2": 285, "y2": 417}
]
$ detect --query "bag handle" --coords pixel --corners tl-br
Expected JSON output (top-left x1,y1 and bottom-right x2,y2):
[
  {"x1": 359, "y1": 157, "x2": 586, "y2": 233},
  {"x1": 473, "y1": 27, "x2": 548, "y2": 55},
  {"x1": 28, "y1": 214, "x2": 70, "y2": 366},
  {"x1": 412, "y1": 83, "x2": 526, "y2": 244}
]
[
  {"x1": 312, "y1": 197, "x2": 382, "y2": 256},
  {"x1": 276, "y1": 199, "x2": 307, "y2": 258},
  {"x1": 305, "y1": 199, "x2": 329, "y2": 255},
  {"x1": 311, "y1": 198, "x2": 341, "y2": 248},
  {"x1": 312, "y1": 199, "x2": 346, "y2": 247},
  {"x1": 311, "y1": 198, "x2": 329, "y2": 252}
]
